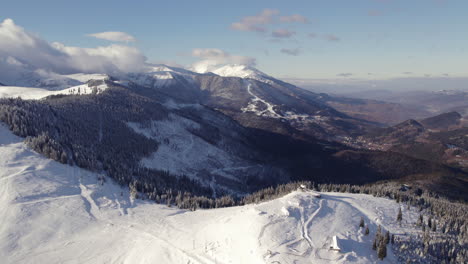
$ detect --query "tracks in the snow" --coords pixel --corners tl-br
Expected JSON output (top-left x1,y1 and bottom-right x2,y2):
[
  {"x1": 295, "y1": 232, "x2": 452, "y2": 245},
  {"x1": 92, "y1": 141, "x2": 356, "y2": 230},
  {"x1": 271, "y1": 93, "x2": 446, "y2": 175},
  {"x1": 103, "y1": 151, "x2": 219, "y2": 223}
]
[{"x1": 302, "y1": 198, "x2": 324, "y2": 249}]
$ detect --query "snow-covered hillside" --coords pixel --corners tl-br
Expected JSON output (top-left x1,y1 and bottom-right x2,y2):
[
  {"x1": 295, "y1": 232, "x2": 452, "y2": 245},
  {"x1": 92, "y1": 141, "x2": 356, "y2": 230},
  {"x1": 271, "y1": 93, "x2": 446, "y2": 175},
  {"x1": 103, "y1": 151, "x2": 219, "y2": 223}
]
[
  {"x1": 128, "y1": 114, "x2": 254, "y2": 184},
  {"x1": 125, "y1": 64, "x2": 199, "y2": 89},
  {"x1": 0, "y1": 123, "x2": 423, "y2": 264},
  {"x1": 0, "y1": 82, "x2": 109, "y2": 100}
]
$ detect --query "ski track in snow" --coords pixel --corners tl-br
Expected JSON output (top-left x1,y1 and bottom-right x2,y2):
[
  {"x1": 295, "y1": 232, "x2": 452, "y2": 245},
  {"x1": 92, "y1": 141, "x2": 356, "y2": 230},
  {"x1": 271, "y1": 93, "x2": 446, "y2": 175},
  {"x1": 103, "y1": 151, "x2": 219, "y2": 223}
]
[
  {"x1": 241, "y1": 82, "x2": 322, "y2": 125},
  {"x1": 242, "y1": 83, "x2": 282, "y2": 118},
  {"x1": 0, "y1": 123, "x2": 423, "y2": 264}
]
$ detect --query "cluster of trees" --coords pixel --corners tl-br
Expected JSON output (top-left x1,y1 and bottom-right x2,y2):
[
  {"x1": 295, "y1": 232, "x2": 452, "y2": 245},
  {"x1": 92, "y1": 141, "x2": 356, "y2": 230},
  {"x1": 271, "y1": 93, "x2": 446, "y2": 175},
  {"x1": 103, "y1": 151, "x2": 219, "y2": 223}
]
[
  {"x1": 360, "y1": 217, "x2": 393, "y2": 260},
  {"x1": 316, "y1": 182, "x2": 468, "y2": 263},
  {"x1": 372, "y1": 226, "x2": 390, "y2": 260}
]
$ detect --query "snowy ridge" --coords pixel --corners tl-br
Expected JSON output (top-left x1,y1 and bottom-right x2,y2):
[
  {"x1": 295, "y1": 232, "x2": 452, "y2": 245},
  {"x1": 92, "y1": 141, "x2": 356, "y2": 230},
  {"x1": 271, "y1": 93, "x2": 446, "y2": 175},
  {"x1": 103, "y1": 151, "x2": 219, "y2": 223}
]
[
  {"x1": 64, "y1": 73, "x2": 109, "y2": 83},
  {"x1": 0, "y1": 65, "x2": 110, "y2": 90},
  {"x1": 126, "y1": 65, "x2": 198, "y2": 89},
  {"x1": 0, "y1": 123, "x2": 425, "y2": 264},
  {"x1": 1, "y1": 71, "x2": 83, "y2": 90},
  {"x1": 211, "y1": 64, "x2": 267, "y2": 79},
  {"x1": 210, "y1": 64, "x2": 275, "y2": 84},
  {"x1": 127, "y1": 71, "x2": 177, "y2": 88},
  {"x1": 0, "y1": 82, "x2": 109, "y2": 100}
]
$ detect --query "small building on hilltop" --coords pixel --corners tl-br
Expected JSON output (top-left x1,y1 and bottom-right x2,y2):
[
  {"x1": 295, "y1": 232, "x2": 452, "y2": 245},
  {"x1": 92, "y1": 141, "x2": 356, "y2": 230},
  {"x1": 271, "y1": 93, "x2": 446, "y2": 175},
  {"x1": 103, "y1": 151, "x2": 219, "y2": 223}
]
[
  {"x1": 329, "y1": 236, "x2": 341, "y2": 252},
  {"x1": 298, "y1": 185, "x2": 321, "y2": 198}
]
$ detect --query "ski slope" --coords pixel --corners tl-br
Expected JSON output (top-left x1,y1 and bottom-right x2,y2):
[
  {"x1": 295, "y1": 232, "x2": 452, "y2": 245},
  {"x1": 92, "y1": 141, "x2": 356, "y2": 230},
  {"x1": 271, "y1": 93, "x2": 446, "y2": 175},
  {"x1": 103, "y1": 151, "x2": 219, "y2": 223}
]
[{"x1": 0, "y1": 123, "x2": 420, "y2": 263}]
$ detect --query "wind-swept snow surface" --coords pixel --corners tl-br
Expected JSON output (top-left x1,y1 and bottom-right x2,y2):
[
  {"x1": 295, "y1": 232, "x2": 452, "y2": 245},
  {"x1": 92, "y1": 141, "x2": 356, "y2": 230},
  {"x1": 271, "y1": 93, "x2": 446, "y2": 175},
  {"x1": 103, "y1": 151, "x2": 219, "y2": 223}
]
[{"x1": 1, "y1": 123, "x2": 421, "y2": 263}]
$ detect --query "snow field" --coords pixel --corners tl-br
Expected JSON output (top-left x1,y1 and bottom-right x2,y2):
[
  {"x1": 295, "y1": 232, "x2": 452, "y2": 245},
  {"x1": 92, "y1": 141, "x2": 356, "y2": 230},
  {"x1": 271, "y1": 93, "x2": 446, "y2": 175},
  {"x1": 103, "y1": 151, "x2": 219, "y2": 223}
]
[{"x1": 0, "y1": 123, "x2": 421, "y2": 263}]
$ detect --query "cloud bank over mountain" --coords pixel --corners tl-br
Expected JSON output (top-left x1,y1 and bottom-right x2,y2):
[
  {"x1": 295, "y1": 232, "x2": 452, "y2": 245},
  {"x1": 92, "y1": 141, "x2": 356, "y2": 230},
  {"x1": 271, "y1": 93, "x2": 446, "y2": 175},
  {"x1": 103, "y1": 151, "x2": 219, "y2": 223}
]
[
  {"x1": 0, "y1": 18, "x2": 147, "y2": 78},
  {"x1": 189, "y1": 48, "x2": 256, "y2": 73}
]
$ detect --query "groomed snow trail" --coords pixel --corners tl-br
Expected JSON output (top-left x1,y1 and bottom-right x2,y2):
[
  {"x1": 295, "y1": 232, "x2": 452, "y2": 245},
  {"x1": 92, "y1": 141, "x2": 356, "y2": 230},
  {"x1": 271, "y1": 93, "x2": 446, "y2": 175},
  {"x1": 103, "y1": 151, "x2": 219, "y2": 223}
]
[
  {"x1": 241, "y1": 83, "x2": 282, "y2": 118},
  {"x1": 0, "y1": 124, "x2": 422, "y2": 263}
]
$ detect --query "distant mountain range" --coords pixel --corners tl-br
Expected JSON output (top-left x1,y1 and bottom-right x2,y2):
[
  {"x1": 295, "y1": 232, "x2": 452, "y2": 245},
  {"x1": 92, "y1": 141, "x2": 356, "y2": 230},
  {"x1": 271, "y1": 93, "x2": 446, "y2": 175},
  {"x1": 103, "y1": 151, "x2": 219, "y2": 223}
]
[
  {"x1": 0, "y1": 63, "x2": 466, "y2": 200},
  {"x1": 361, "y1": 112, "x2": 468, "y2": 171},
  {"x1": 341, "y1": 89, "x2": 468, "y2": 117}
]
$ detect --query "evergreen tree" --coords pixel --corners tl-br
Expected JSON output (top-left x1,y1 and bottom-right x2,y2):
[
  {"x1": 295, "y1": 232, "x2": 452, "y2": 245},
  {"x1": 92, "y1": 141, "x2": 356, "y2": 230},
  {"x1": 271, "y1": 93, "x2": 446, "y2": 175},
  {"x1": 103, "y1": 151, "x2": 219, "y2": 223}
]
[
  {"x1": 397, "y1": 207, "x2": 403, "y2": 222},
  {"x1": 417, "y1": 214, "x2": 423, "y2": 226},
  {"x1": 377, "y1": 240, "x2": 387, "y2": 260},
  {"x1": 384, "y1": 231, "x2": 390, "y2": 244},
  {"x1": 365, "y1": 226, "x2": 370, "y2": 235},
  {"x1": 359, "y1": 216, "x2": 365, "y2": 228}
]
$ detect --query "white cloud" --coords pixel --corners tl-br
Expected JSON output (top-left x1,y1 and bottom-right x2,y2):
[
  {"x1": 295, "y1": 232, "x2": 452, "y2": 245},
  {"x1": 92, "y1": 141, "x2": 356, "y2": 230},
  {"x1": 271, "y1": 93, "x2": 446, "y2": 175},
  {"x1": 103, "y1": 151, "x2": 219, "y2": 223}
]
[
  {"x1": 272, "y1": 29, "x2": 296, "y2": 38},
  {"x1": 87, "y1": 31, "x2": 136, "y2": 42},
  {"x1": 324, "y1": 34, "x2": 340, "y2": 42},
  {"x1": 0, "y1": 18, "x2": 147, "y2": 77},
  {"x1": 230, "y1": 9, "x2": 279, "y2": 32},
  {"x1": 280, "y1": 48, "x2": 301, "y2": 56},
  {"x1": 279, "y1": 14, "x2": 308, "y2": 23},
  {"x1": 337, "y1": 73, "x2": 353, "y2": 77},
  {"x1": 231, "y1": 10, "x2": 309, "y2": 33},
  {"x1": 190, "y1": 48, "x2": 256, "y2": 73}
]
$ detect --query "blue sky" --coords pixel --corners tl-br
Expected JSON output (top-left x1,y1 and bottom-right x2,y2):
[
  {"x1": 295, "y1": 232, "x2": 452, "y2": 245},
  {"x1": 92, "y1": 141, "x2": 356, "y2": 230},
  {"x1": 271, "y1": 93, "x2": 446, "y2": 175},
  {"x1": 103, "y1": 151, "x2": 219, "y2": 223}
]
[{"x1": 1, "y1": 0, "x2": 467, "y2": 79}]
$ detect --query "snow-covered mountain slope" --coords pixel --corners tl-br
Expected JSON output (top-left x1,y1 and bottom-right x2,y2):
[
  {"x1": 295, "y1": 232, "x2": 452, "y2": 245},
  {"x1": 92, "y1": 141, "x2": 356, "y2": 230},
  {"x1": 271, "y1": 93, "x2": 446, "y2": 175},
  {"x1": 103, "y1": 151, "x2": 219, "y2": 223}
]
[
  {"x1": 126, "y1": 100, "x2": 286, "y2": 193},
  {"x1": 210, "y1": 64, "x2": 275, "y2": 84},
  {"x1": 2, "y1": 71, "x2": 83, "y2": 90},
  {"x1": 0, "y1": 81, "x2": 109, "y2": 100},
  {"x1": 64, "y1": 73, "x2": 109, "y2": 83},
  {"x1": 1, "y1": 123, "x2": 424, "y2": 264},
  {"x1": 125, "y1": 64, "x2": 199, "y2": 89},
  {"x1": 0, "y1": 63, "x2": 83, "y2": 90},
  {"x1": 128, "y1": 113, "x2": 258, "y2": 185},
  {"x1": 122, "y1": 64, "x2": 372, "y2": 140}
]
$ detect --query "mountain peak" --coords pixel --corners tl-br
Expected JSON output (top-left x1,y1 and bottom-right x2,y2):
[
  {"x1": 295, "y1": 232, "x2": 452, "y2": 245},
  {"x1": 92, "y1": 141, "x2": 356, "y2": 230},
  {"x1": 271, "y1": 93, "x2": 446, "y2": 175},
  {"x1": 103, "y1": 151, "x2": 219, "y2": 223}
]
[
  {"x1": 146, "y1": 64, "x2": 196, "y2": 76},
  {"x1": 210, "y1": 64, "x2": 269, "y2": 79}
]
